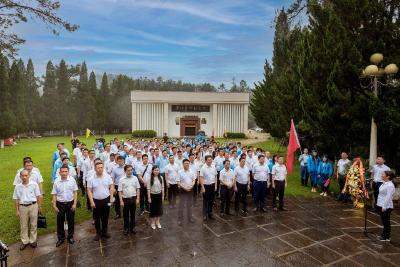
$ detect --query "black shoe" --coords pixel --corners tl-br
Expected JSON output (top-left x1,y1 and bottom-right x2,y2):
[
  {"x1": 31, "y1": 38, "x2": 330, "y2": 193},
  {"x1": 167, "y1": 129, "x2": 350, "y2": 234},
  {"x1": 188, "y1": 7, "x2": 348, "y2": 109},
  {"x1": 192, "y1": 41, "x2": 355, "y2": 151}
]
[
  {"x1": 93, "y1": 234, "x2": 100, "y2": 241},
  {"x1": 209, "y1": 215, "x2": 216, "y2": 220},
  {"x1": 253, "y1": 208, "x2": 259, "y2": 212},
  {"x1": 20, "y1": 244, "x2": 28, "y2": 251},
  {"x1": 226, "y1": 212, "x2": 232, "y2": 216},
  {"x1": 279, "y1": 207, "x2": 287, "y2": 211},
  {"x1": 220, "y1": 213, "x2": 225, "y2": 217},
  {"x1": 130, "y1": 228, "x2": 136, "y2": 234},
  {"x1": 102, "y1": 233, "x2": 111, "y2": 239},
  {"x1": 67, "y1": 238, "x2": 75, "y2": 245},
  {"x1": 114, "y1": 215, "x2": 121, "y2": 220},
  {"x1": 235, "y1": 211, "x2": 239, "y2": 216},
  {"x1": 189, "y1": 218, "x2": 196, "y2": 223},
  {"x1": 260, "y1": 207, "x2": 266, "y2": 212},
  {"x1": 123, "y1": 229, "x2": 129, "y2": 235},
  {"x1": 30, "y1": 242, "x2": 37, "y2": 248},
  {"x1": 56, "y1": 239, "x2": 65, "y2": 247}
]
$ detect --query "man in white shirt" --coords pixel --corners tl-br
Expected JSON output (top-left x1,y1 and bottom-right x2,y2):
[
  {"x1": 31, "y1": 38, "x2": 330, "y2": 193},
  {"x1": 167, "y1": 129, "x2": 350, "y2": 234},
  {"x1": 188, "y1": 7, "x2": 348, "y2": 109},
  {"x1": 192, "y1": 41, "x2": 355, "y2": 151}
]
[
  {"x1": 79, "y1": 149, "x2": 96, "y2": 210},
  {"x1": 200, "y1": 155, "x2": 217, "y2": 221},
  {"x1": 219, "y1": 160, "x2": 235, "y2": 216},
  {"x1": 99, "y1": 143, "x2": 111, "y2": 163},
  {"x1": 105, "y1": 153, "x2": 117, "y2": 175},
  {"x1": 111, "y1": 156, "x2": 125, "y2": 219},
  {"x1": 253, "y1": 154, "x2": 270, "y2": 212},
  {"x1": 13, "y1": 169, "x2": 41, "y2": 250},
  {"x1": 72, "y1": 142, "x2": 82, "y2": 166},
  {"x1": 110, "y1": 138, "x2": 120, "y2": 154},
  {"x1": 51, "y1": 165, "x2": 78, "y2": 247},
  {"x1": 87, "y1": 162, "x2": 115, "y2": 241},
  {"x1": 14, "y1": 159, "x2": 44, "y2": 199},
  {"x1": 336, "y1": 152, "x2": 351, "y2": 202},
  {"x1": 299, "y1": 148, "x2": 309, "y2": 186},
  {"x1": 175, "y1": 150, "x2": 184, "y2": 169},
  {"x1": 246, "y1": 148, "x2": 258, "y2": 197},
  {"x1": 234, "y1": 157, "x2": 250, "y2": 215},
  {"x1": 371, "y1": 156, "x2": 391, "y2": 209},
  {"x1": 165, "y1": 155, "x2": 180, "y2": 208},
  {"x1": 118, "y1": 165, "x2": 140, "y2": 235},
  {"x1": 189, "y1": 154, "x2": 200, "y2": 206},
  {"x1": 272, "y1": 157, "x2": 288, "y2": 211},
  {"x1": 177, "y1": 159, "x2": 196, "y2": 225},
  {"x1": 55, "y1": 157, "x2": 77, "y2": 180},
  {"x1": 137, "y1": 154, "x2": 152, "y2": 215},
  {"x1": 213, "y1": 149, "x2": 225, "y2": 199}
]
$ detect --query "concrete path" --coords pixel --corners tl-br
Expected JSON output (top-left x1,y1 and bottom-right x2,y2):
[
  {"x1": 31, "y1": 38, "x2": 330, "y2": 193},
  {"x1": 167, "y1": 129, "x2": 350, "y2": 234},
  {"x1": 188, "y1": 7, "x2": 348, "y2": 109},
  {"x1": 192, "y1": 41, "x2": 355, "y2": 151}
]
[{"x1": 7, "y1": 196, "x2": 400, "y2": 267}]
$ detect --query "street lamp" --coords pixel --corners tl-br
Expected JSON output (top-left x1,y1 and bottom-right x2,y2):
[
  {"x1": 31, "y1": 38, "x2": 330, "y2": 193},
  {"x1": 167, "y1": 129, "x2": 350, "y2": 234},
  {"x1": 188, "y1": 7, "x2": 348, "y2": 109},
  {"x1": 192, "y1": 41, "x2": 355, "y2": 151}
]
[{"x1": 360, "y1": 53, "x2": 398, "y2": 168}]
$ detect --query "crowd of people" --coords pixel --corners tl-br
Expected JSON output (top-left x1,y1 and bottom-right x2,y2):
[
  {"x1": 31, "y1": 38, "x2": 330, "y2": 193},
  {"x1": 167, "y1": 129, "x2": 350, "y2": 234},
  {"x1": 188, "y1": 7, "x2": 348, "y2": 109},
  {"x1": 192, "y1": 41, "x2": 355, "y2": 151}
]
[{"x1": 11, "y1": 137, "x2": 396, "y2": 251}]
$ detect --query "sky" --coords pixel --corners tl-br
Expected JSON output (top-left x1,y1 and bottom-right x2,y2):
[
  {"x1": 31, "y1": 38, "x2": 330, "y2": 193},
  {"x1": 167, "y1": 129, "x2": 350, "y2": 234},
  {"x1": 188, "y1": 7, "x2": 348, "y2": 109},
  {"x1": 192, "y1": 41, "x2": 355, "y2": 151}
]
[{"x1": 14, "y1": 0, "x2": 293, "y2": 87}]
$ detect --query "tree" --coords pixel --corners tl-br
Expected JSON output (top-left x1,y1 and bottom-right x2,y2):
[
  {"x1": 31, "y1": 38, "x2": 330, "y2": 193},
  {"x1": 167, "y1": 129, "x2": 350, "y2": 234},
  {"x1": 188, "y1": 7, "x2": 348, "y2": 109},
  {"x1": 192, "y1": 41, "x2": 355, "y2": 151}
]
[
  {"x1": 25, "y1": 59, "x2": 41, "y2": 132},
  {"x1": 97, "y1": 72, "x2": 111, "y2": 131},
  {"x1": 9, "y1": 59, "x2": 28, "y2": 133},
  {"x1": 0, "y1": 0, "x2": 78, "y2": 58},
  {"x1": 56, "y1": 59, "x2": 72, "y2": 131},
  {"x1": 87, "y1": 71, "x2": 98, "y2": 128},
  {"x1": 0, "y1": 53, "x2": 16, "y2": 138},
  {"x1": 217, "y1": 83, "x2": 226, "y2": 92},
  {"x1": 239, "y1": 80, "x2": 250, "y2": 92},
  {"x1": 42, "y1": 60, "x2": 58, "y2": 130},
  {"x1": 76, "y1": 62, "x2": 95, "y2": 129}
]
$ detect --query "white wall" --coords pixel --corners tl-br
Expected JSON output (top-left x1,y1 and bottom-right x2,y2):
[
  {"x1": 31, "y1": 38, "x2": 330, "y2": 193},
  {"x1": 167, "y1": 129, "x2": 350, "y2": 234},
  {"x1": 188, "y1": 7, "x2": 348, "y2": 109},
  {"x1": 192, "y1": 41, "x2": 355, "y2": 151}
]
[{"x1": 168, "y1": 104, "x2": 213, "y2": 137}]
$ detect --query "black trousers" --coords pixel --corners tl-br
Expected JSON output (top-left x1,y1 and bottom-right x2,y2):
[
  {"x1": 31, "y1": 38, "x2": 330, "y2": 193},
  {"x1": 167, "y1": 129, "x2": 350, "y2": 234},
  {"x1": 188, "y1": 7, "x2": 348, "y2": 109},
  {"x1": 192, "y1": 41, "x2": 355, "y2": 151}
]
[
  {"x1": 161, "y1": 173, "x2": 168, "y2": 200},
  {"x1": 168, "y1": 184, "x2": 178, "y2": 206},
  {"x1": 235, "y1": 182, "x2": 248, "y2": 212},
  {"x1": 249, "y1": 170, "x2": 254, "y2": 197},
  {"x1": 273, "y1": 180, "x2": 285, "y2": 209},
  {"x1": 193, "y1": 178, "x2": 200, "y2": 204},
  {"x1": 378, "y1": 206, "x2": 392, "y2": 239},
  {"x1": 373, "y1": 182, "x2": 383, "y2": 208},
  {"x1": 78, "y1": 170, "x2": 85, "y2": 195},
  {"x1": 216, "y1": 171, "x2": 221, "y2": 197},
  {"x1": 93, "y1": 197, "x2": 110, "y2": 235},
  {"x1": 114, "y1": 185, "x2": 121, "y2": 216},
  {"x1": 56, "y1": 201, "x2": 74, "y2": 240},
  {"x1": 220, "y1": 185, "x2": 233, "y2": 214},
  {"x1": 337, "y1": 174, "x2": 349, "y2": 201},
  {"x1": 123, "y1": 197, "x2": 137, "y2": 230},
  {"x1": 178, "y1": 190, "x2": 193, "y2": 221},
  {"x1": 203, "y1": 184, "x2": 215, "y2": 217},
  {"x1": 85, "y1": 181, "x2": 91, "y2": 211},
  {"x1": 139, "y1": 182, "x2": 149, "y2": 212}
]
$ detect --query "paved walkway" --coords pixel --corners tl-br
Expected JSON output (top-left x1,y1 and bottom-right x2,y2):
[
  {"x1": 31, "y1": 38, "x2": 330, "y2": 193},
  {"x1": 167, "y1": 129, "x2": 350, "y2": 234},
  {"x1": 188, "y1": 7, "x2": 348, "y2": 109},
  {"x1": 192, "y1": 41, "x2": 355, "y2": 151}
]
[{"x1": 7, "y1": 196, "x2": 400, "y2": 267}]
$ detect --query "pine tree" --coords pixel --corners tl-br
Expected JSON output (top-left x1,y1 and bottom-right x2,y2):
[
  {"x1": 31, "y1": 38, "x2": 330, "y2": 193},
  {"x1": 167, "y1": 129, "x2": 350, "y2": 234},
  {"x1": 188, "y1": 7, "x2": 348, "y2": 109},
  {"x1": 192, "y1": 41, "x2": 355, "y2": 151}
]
[
  {"x1": 97, "y1": 72, "x2": 110, "y2": 131},
  {"x1": 25, "y1": 59, "x2": 41, "y2": 132},
  {"x1": 56, "y1": 59, "x2": 72, "y2": 131},
  {"x1": 88, "y1": 71, "x2": 98, "y2": 128},
  {"x1": 9, "y1": 60, "x2": 28, "y2": 134},
  {"x1": 76, "y1": 62, "x2": 95, "y2": 129},
  {"x1": 0, "y1": 54, "x2": 16, "y2": 138},
  {"x1": 42, "y1": 61, "x2": 58, "y2": 130}
]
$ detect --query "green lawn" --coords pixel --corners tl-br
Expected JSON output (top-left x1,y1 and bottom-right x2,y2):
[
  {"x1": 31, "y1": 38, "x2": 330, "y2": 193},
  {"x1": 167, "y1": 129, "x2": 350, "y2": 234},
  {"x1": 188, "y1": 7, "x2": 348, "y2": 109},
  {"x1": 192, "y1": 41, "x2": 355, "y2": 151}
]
[{"x1": 0, "y1": 135, "x2": 336, "y2": 244}]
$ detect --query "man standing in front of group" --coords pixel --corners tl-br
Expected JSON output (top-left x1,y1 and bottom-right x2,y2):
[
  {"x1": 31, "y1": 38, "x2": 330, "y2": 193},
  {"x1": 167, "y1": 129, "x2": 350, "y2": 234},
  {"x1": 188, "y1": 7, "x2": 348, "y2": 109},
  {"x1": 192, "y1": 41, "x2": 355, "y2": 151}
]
[
  {"x1": 177, "y1": 159, "x2": 196, "y2": 225},
  {"x1": 13, "y1": 169, "x2": 42, "y2": 250},
  {"x1": 272, "y1": 157, "x2": 287, "y2": 211},
  {"x1": 234, "y1": 157, "x2": 250, "y2": 215},
  {"x1": 219, "y1": 160, "x2": 235, "y2": 216},
  {"x1": 51, "y1": 165, "x2": 78, "y2": 247},
  {"x1": 118, "y1": 165, "x2": 140, "y2": 235},
  {"x1": 111, "y1": 156, "x2": 125, "y2": 219},
  {"x1": 165, "y1": 155, "x2": 180, "y2": 208},
  {"x1": 253, "y1": 154, "x2": 269, "y2": 212},
  {"x1": 200, "y1": 155, "x2": 217, "y2": 221},
  {"x1": 87, "y1": 162, "x2": 115, "y2": 241},
  {"x1": 137, "y1": 154, "x2": 152, "y2": 215}
]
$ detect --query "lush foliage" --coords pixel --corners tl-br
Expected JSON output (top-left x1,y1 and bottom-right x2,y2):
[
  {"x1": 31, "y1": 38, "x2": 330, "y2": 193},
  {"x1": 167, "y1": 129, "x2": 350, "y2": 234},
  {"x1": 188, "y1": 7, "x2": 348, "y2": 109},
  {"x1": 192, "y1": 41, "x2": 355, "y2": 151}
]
[
  {"x1": 225, "y1": 132, "x2": 246, "y2": 139},
  {"x1": 132, "y1": 130, "x2": 157, "y2": 138},
  {"x1": 251, "y1": 0, "x2": 400, "y2": 170}
]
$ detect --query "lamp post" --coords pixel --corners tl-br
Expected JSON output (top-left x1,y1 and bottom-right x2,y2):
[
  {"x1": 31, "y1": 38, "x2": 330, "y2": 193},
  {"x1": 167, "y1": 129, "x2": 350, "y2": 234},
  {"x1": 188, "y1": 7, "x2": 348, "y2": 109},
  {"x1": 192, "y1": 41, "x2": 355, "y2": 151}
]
[{"x1": 360, "y1": 53, "x2": 398, "y2": 168}]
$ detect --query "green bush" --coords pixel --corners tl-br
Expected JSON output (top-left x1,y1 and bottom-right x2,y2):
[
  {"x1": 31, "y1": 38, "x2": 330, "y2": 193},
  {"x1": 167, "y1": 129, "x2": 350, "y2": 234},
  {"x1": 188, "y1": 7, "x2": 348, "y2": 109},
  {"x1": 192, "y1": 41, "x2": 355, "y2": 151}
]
[
  {"x1": 132, "y1": 130, "x2": 157, "y2": 138},
  {"x1": 225, "y1": 132, "x2": 246, "y2": 138}
]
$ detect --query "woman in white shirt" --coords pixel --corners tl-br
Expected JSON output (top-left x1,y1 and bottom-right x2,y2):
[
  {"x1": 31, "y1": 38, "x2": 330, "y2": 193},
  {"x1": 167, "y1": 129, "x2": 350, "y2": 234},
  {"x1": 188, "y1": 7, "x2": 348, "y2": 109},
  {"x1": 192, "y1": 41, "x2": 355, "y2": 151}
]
[{"x1": 377, "y1": 170, "x2": 395, "y2": 241}]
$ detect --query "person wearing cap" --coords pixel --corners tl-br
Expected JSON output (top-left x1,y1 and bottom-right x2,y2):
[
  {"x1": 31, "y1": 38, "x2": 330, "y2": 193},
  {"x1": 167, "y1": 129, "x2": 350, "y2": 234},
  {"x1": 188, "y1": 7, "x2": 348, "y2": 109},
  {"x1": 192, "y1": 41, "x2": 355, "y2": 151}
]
[
  {"x1": 13, "y1": 169, "x2": 41, "y2": 250},
  {"x1": 298, "y1": 148, "x2": 309, "y2": 186},
  {"x1": 51, "y1": 165, "x2": 78, "y2": 247},
  {"x1": 308, "y1": 150, "x2": 321, "y2": 193}
]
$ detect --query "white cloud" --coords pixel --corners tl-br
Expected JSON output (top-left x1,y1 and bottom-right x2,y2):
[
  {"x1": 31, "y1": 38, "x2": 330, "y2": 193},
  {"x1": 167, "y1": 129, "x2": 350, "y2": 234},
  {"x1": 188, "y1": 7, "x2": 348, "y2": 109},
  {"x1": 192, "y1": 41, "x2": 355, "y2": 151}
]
[
  {"x1": 131, "y1": 29, "x2": 209, "y2": 47},
  {"x1": 53, "y1": 45, "x2": 162, "y2": 57}
]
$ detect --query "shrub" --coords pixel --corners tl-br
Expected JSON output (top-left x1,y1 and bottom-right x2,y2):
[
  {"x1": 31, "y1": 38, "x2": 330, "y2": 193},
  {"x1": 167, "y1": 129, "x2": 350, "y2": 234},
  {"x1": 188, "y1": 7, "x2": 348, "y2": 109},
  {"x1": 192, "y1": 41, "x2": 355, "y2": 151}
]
[
  {"x1": 132, "y1": 130, "x2": 157, "y2": 138},
  {"x1": 225, "y1": 132, "x2": 246, "y2": 139}
]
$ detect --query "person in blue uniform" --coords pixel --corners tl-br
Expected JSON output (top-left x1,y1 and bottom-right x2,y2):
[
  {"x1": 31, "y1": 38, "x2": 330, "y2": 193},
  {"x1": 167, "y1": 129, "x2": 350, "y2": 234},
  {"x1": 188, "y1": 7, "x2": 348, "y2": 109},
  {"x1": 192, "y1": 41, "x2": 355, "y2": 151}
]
[
  {"x1": 307, "y1": 150, "x2": 321, "y2": 193},
  {"x1": 318, "y1": 155, "x2": 333, "y2": 196}
]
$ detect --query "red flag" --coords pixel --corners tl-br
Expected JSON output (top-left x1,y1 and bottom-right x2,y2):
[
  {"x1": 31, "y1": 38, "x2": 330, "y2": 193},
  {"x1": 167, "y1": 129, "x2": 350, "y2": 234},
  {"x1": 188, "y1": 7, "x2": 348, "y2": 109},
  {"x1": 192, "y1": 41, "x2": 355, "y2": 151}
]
[{"x1": 286, "y1": 119, "x2": 301, "y2": 175}]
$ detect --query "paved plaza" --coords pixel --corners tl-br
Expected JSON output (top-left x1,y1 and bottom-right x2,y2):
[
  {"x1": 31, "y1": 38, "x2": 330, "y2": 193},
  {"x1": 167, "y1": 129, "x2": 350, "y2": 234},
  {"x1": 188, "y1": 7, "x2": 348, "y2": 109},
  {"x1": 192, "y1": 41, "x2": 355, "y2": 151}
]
[{"x1": 7, "y1": 196, "x2": 400, "y2": 267}]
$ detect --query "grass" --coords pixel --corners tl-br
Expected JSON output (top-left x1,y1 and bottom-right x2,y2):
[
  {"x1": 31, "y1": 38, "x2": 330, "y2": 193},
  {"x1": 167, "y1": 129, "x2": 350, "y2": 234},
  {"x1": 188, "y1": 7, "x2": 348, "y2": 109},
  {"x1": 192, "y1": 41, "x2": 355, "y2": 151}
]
[{"x1": 0, "y1": 135, "x2": 336, "y2": 244}]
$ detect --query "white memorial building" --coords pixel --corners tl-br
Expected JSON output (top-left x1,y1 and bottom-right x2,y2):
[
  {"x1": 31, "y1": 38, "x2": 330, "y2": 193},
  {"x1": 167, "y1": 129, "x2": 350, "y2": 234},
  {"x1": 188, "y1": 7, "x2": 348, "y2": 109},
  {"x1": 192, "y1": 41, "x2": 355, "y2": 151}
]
[{"x1": 131, "y1": 91, "x2": 250, "y2": 137}]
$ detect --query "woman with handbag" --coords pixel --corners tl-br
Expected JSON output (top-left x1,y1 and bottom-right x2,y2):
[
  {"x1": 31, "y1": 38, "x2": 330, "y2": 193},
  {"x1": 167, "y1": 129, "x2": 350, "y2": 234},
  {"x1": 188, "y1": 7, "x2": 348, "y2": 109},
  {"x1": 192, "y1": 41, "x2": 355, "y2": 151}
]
[
  {"x1": 147, "y1": 166, "x2": 164, "y2": 230},
  {"x1": 318, "y1": 155, "x2": 333, "y2": 197}
]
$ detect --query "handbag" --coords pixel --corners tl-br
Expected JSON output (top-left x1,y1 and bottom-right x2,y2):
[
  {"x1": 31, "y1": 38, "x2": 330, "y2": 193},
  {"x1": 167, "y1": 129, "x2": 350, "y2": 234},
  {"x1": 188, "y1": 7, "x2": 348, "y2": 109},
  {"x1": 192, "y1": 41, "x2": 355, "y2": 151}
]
[{"x1": 37, "y1": 213, "x2": 47, "y2": 229}]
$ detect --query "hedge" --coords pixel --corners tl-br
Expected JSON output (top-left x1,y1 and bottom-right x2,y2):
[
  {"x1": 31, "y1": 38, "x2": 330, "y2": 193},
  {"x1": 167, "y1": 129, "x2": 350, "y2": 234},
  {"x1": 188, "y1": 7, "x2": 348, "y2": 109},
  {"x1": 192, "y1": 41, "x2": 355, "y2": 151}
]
[
  {"x1": 132, "y1": 130, "x2": 157, "y2": 138},
  {"x1": 225, "y1": 132, "x2": 246, "y2": 138}
]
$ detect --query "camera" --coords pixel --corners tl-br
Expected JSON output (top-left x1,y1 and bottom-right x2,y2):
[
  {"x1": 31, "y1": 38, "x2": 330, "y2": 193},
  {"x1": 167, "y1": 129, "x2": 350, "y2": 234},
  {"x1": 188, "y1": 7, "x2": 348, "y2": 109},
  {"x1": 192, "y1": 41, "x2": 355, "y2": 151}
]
[{"x1": 0, "y1": 241, "x2": 8, "y2": 253}]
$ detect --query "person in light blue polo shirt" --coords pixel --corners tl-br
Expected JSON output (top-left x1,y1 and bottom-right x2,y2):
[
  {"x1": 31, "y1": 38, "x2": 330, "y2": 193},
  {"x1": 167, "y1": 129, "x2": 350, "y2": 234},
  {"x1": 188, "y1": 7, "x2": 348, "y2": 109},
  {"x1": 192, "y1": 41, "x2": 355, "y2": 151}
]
[
  {"x1": 52, "y1": 143, "x2": 70, "y2": 167},
  {"x1": 52, "y1": 152, "x2": 69, "y2": 182}
]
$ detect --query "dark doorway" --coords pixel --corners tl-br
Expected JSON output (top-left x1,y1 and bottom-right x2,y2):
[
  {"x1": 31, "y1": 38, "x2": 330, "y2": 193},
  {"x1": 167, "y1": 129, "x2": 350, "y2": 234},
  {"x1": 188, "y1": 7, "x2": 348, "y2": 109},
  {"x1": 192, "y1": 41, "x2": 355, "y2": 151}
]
[{"x1": 180, "y1": 116, "x2": 200, "y2": 136}]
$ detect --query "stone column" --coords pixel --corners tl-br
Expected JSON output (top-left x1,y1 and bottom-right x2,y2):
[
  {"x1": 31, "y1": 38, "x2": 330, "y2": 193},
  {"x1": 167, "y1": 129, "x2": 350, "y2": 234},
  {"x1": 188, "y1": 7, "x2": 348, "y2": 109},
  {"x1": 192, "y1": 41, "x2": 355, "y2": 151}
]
[
  {"x1": 243, "y1": 104, "x2": 249, "y2": 134},
  {"x1": 212, "y1": 104, "x2": 218, "y2": 137},
  {"x1": 132, "y1": 102, "x2": 137, "y2": 131},
  {"x1": 163, "y1": 103, "x2": 169, "y2": 136}
]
